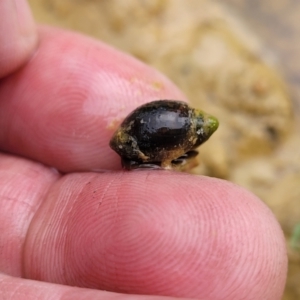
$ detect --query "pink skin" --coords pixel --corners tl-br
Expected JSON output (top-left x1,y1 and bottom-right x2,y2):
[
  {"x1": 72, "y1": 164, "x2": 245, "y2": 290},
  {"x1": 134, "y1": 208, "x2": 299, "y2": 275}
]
[{"x1": 0, "y1": 1, "x2": 287, "y2": 299}]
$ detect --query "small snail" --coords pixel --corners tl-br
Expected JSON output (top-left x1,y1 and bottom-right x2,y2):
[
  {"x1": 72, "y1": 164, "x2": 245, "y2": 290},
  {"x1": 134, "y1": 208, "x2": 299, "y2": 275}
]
[{"x1": 110, "y1": 100, "x2": 219, "y2": 170}]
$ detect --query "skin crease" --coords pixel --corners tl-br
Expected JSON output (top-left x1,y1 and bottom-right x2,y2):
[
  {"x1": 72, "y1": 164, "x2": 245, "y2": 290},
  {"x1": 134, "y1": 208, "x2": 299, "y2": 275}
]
[{"x1": 0, "y1": 0, "x2": 287, "y2": 299}]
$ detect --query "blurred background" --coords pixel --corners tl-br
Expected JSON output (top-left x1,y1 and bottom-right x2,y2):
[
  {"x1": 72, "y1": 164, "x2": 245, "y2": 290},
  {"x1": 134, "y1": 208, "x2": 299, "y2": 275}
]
[{"x1": 27, "y1": 0, "x2": 300, "y2": 299}]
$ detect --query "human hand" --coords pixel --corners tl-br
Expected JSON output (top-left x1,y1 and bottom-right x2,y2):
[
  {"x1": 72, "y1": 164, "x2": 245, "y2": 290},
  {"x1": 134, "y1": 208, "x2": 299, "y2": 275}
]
[{"x1": 0, "y1": 1, "x2": 287, "y2": 299}]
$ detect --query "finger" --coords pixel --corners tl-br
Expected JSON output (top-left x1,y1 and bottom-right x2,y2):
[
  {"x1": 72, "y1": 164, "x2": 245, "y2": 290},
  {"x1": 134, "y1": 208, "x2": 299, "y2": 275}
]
[
  {"x1": 0, "y1": 154, "x2": 59, "y2": 276},
  {"x1": 0, "y1": 154, "x2": 287, "y2": 299},
  {"x1": 0, "y1": 153, "x2": 188, "y2": 300},
  {"x1": 0, "y1": 0, "x2": 37, "y2": 77},
  {"x1": 0, "y1": 26, "x2": 186, "y2": 172},
  {"x1": 0, "y1": 274, "x2": 186, "y2": 300}
]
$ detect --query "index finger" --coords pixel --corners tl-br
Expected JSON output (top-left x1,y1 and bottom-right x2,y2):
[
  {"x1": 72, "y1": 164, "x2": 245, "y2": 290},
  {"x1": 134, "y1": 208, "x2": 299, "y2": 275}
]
[{"x1": 0, "y1": 26, "x2": 186, "y2": 172}]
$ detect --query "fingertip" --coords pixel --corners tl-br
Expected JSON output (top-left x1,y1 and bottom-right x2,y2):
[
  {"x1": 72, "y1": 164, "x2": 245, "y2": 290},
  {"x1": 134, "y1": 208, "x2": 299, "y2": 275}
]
[
  {"x1": 125, "y1": 172, "x2": 287, "y2": 299},
  {"x1": 0, "y1": 26, "x2": 186, "y2": 171},
  {"x1": 122, "y1": 172, "x2": 288, "y2": 299},
  {"x1": 25, "y1": 171, "x2": 287, "y2": 299}
]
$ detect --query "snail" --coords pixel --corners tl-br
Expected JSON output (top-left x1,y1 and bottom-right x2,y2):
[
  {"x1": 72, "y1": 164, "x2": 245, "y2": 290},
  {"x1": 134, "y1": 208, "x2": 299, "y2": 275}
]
[{"x1": 110, "y1": 100, "x2": 219, "y2": 170}]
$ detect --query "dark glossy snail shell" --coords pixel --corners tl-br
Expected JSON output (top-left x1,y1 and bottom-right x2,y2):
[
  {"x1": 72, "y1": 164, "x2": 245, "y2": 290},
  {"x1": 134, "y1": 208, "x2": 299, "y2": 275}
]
[{"x1": 110, "y1": 100, "x2": 219, "y2": 170}]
